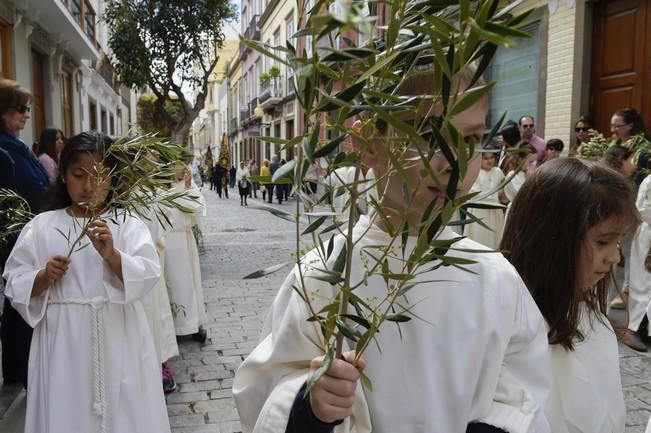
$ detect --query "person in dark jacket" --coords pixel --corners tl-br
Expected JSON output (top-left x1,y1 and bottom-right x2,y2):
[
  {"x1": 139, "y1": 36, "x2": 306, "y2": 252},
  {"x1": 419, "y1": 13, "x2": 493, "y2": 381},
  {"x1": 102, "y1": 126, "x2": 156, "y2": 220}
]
[
  {"x1": 268, "y1": 155, "x2": 281, "y2": 204},
  {"x1": 0, "y1": 78, "x2": 49, "y2": 388}
]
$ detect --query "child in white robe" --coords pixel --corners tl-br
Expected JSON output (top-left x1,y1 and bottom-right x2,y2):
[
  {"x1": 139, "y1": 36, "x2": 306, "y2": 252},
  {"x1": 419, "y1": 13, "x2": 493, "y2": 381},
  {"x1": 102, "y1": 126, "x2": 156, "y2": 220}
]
[
  {"x1": 3, "y1": 132, "x2": 170, "y2": 433},
  {"x1": 625, "y1": 171, "x2": 651, "y2": 350},
  {"x1": 465, "y1": 147, "x2": 505, "y2": 249},
  {"x1": 501, "y1": 158, "x2": 637, "y2": 433},
  {"x1": 233, "y1": 73, "x2": 551, "y2": 433},
  {"x1": 164, "y1": 165, "x2": 208, "y2": 342},
  {"x1": 141, "y1": 206, "x2": 180, "y2": 392}
]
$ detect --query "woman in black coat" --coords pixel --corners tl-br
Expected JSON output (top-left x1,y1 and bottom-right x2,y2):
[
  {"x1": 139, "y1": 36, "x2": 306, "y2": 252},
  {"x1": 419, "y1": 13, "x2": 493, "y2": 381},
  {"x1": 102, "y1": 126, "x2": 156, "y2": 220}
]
[{"x1": 0, "y1": 78, "x2": 49, "y2": 388}]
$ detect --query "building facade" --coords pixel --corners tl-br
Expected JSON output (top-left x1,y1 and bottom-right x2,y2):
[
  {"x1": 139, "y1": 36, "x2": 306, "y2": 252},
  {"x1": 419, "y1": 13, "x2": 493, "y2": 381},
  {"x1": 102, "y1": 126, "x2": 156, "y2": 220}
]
[{"x1": 0, "y1": 0, "x2": 135, "y2": 146}]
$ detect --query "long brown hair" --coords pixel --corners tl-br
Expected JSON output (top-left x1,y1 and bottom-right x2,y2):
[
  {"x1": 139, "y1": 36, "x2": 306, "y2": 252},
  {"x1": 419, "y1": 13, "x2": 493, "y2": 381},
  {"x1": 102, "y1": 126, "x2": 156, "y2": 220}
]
[{"x1": 500, "y1": 158, "x2": 638, "y2": 350}]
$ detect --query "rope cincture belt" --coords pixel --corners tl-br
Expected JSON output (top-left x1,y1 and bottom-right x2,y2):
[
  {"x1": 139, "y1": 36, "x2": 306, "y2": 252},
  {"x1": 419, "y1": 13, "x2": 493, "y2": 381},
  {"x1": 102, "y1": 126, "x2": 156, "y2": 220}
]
[{"x1": 48, "y1": 296, "x2": 109, "y2": 433}]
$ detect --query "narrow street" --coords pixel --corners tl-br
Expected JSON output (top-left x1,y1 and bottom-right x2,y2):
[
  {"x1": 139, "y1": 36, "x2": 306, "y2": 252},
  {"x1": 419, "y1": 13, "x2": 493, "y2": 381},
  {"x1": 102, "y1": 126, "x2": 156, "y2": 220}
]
[
  {"x1": 166, "y1": 184, "x2": 295, "y2": 433},
  {"x1": 169, "y1": 184, "x2": 651, "y2": 433}
]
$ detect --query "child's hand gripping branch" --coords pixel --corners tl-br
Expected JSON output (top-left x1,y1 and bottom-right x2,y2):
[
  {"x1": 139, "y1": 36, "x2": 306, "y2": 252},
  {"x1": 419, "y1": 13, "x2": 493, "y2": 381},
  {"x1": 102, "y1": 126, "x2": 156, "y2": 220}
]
[
  {"x1": 308, "y1": 351, "x2": 366, "y2": 423},
  {"x1": 86, "y1": 219, "x2": 122, "y2": 281},
  {"x1": 32, "y1": 255, "x2": 70, "y2": 297}
]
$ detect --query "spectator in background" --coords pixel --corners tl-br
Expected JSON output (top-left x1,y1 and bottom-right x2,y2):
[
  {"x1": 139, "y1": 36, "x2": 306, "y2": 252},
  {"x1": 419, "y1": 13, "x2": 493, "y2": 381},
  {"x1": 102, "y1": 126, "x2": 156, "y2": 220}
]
[
  {"x1": 229, "y1": 164, "x2": 237, "y2": 188},
  {"x1": 268, "y1": 155, "x2": 280, "y2": 204},
  {"x1": 518, "y1": 115, "x2": 545, "y2": 162},
  {"x1": 543, "y1": 139, "x2": 564, "y2": 163},
  {"x1": 248, "y1": 159, "x2": 259, "y2": 199},
  {"x1": 497, "y1": 120, "x2": 520, "y2": 171},
  {"x1": 610, "y1": 108, "x2": 650, "y2": 185},
  {"x1": 0, "y1": 78, "x2": 49, "y2": 388},
  {"x1": 36, "y1": 128, "x2": 65, "y2": 182},
  {"x1": 602, "y1": 145, "x2": 635, "y2": 179},
  {"x1": 570, "y1": 115, "x2": 591, "y2": 157}
]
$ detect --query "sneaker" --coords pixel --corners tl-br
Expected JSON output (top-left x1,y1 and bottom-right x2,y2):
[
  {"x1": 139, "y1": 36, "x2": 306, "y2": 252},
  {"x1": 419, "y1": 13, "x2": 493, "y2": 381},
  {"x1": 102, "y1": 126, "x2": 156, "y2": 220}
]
[
  {"x1": 620, "y1": 329, "x2": 647, "y2": 352},
  {"x1": 610, "y1": 293, "x2": 627, "y2": 310},
  {"x1": 161, "y1": 362, "x2": 177, "y2": 394}
]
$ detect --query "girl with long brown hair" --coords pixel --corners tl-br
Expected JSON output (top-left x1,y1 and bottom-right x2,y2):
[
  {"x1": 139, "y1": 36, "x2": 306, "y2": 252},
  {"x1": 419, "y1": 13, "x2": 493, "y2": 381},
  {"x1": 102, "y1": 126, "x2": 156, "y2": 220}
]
[{"x1": 501, "y1": 158, "x2": 638, "y2": 432}]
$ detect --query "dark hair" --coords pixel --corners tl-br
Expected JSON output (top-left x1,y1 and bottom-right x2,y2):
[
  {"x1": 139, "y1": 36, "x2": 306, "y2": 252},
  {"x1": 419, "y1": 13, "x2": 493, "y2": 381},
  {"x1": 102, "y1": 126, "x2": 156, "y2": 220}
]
[
  {"x1": 574, "y1": 115, "x2": 591, "y2": 146},
  {"x1": 546, "y1": 138, "x2": 564, "y2": 152},
  {"x1": 44, "y1": 131, "x2": 117, "y2": 211},
  {"x1": 518, "y1": 115, "x2": 534, "y2": 126},
  {"x1": 38, "y1": 128, "x2": 65, "y2": 163},
  {"x1": 601, "y1": 145, "x2": 633, "y2": 174},
  {"x1": 500, "y1": 158, "x2": 638, "y2": 350},
  {"x1": 500, "y1": 140, "x2": 536, "y2": 173},
  {"x1": 0, "y1": 78, "x2": 32, "y2": 131},
  {"x1": 500, "y1": 120, "x2": 521, "y2": 148},
  {"x1": 613, "y1": 108, "x2": 647, "y2": 138}
]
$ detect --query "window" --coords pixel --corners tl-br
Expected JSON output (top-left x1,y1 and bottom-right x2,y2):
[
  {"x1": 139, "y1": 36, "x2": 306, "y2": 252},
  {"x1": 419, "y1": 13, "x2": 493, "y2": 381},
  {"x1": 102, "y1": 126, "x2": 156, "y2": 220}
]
[
  {"x1": 100, "y1": 106, "x2": 107, "y2": 133},
  {"x1": 241, "y1": 6, "x2": 247, "y2": 34},
  {"x1": 0, "y1": 19, "x2": 12, "y2": 78},
  {"x1": 286, "y1": 15, "x2": 294, "y2": 48},
  {"x1": 110, "y1": 113, "x2": 115, "y2": 136},
  {"x1": 304, "y1": 0, "x2": 313, "y2": 57},
  {"x1": 31, "y1": 49, "x2": 46, "y2": 139},
  {"x1": 69, "y1": 0, "x2": 81, "y2": 22},
  {"x1": 89, "y1": 99, "x2": 97, "y2": 131},
  {"x1": 485, "y1": 22, "x2": 541, "y2": 127},
  {"x1": 273, "y1": 28, "x2": 281, "y2": 68},
  {"x1": 61, "y1": 71, "x2": 74, "y2": 136},
  {"x1": 84, "y1": 1, "x2": 96, "y2": 42}
]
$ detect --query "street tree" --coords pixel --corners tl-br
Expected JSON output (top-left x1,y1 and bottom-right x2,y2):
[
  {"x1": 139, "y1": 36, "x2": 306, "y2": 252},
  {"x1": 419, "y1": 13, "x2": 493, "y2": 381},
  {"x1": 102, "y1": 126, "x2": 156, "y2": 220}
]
[{"x1": 104, "y1": 0, "x2": 238, "y2": 145}]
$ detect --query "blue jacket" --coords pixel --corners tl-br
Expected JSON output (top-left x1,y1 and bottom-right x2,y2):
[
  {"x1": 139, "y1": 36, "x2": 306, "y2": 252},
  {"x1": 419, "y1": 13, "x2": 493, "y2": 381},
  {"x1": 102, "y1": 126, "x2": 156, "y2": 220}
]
[{"x1": 0, "y1": 131, "x2": 49, "y2": 212}]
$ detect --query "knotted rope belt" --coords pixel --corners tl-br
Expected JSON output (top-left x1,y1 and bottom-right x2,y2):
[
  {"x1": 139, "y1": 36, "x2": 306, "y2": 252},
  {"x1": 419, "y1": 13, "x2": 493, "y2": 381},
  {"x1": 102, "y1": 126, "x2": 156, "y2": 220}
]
[{"x1": 48, "y1": 296, "x2": 109, "y2": 433}]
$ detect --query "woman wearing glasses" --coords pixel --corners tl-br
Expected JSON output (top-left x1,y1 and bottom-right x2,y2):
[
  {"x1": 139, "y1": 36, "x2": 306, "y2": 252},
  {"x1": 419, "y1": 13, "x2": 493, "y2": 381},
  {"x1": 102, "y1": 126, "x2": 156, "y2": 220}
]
[
  {"x1": 570, "y1": 115, "x2": 591, "y2": 157},
  {"x1": 610, "y1": 108, "x2": 649, "y2": 180},
  {"x1": 0, "y1": 78, "x2": 49, "y2": 388}
]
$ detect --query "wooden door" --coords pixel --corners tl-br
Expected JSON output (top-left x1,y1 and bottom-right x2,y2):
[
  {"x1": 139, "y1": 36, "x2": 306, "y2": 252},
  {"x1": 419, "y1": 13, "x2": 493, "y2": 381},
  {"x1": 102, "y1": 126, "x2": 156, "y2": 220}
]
[
  {"x1": 591, "y1": 0, "x2": 651, "y2": 135},
  {"x1": 31, "y1": 49, "x2": 46, "y2": 139}
]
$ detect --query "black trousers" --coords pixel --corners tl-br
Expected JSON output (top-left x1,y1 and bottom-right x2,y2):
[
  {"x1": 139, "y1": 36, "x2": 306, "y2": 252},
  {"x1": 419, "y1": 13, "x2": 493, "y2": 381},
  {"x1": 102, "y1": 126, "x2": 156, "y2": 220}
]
[{"x1": 1, "y1": 297, "x2": 31, "y2": 387}]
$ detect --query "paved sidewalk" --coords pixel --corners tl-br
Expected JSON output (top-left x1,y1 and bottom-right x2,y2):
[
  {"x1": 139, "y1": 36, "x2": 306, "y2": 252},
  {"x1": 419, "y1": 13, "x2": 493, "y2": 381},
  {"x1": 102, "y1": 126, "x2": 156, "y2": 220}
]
[{"x1": 170, "y1": 185, "x2": 651, "y2": 433}]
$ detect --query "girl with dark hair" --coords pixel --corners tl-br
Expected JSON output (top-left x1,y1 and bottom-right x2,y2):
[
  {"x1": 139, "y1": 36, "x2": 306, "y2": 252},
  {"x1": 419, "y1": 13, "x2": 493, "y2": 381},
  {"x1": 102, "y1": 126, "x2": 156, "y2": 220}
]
[
  {"x1": 2, "y1": 131, "x2": 172, "y2": 433},
  {"x1": 501, "y1": 141, "x2": 537, "y2": 207},
  {"x1": 501, "y1": 158, "x2": 638, "y2": 432},
  {"x1": 37, "y1": 127, "x2": 65, "y2": 182},
  {"x1": 601, "y1": 145, "x2": 635, "y2": 178}
]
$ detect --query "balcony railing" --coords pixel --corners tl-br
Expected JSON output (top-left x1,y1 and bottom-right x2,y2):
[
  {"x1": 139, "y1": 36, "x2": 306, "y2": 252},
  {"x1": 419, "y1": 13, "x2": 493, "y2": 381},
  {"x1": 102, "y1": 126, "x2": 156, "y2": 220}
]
[
  {"x1": 244, "y1": 15, "x2": 260, "y2": 41},
  {"x1": 240, "y1": 15, "x2": 260, "y2": 59},
  {"x1": 248, "y1": 97, "x2": 259, "y2": 116},
  {"x1": 239, "y1": 105, "x2": 250, "y2": 124},
  {"x1": 259, "y1": 76, "x2": 282, "y2": 108},
  {"x1": 229, "y1": 117, "x2": 238, "y2": 133}
]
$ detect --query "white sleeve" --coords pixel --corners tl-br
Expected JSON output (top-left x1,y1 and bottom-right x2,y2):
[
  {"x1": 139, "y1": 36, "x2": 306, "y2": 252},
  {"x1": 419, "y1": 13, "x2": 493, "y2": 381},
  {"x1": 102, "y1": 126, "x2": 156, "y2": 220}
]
[
  {"x1": 504, "y1": 172, "x2": 524, "y2": 203},
  {"x1": 476, "y1": 279, "x2": 551, "y2": 433},
  {"x1": 103, "y1": 217, "x2": 161, "y2": 304},
  {"x1": 636, "y1": 176, "x2": 651, "y2": 224},
  {"x1": 233, "y1": 265, "x2": 372, "y2": 433},
  {"x1": 2, "y1": 219, "x2": 49, "y2": 327}
]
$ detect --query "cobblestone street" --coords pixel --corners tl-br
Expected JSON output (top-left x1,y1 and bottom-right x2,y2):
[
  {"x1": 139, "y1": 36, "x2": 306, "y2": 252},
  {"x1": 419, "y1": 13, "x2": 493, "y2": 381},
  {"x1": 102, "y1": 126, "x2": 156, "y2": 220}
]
[{"x1": 169, "y1": 184, "x2": 651, "y2": 433}]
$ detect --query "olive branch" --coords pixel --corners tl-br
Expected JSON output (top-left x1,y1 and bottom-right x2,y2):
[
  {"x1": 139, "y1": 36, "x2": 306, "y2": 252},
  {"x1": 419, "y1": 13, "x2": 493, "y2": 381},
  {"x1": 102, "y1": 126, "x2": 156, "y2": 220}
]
[{"x1": 242, "y1": 0, "x2": 532, "y2": 391}]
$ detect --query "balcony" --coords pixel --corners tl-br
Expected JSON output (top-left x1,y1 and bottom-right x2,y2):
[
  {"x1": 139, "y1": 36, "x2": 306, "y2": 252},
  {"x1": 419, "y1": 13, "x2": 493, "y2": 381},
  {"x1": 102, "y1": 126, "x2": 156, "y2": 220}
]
[
  {"x1": 239, "y1": 15, "x2": 260, "y2": 59},
  {"x1": 244, "y1": 15, "x2": 261, "y2": 41},
  {"x1": 239, "y1": 105, "x2": 250, "y2": 124},
  {"x1": 28, "y1": 0, "x2": 99, "y2": 61},
  {"x1": 259, "y1": 77, "x2": 283, "y2": 109},
  {"x1": 229, "y1": 117, "x2": 238, "y2": 134}
]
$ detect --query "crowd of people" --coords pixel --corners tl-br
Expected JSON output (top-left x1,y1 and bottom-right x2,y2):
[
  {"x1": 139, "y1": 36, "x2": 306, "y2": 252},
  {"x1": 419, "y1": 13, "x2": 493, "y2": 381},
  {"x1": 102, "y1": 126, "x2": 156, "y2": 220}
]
[{"x1": 0, "y1": 63, "x2": 650, "y2": 433}]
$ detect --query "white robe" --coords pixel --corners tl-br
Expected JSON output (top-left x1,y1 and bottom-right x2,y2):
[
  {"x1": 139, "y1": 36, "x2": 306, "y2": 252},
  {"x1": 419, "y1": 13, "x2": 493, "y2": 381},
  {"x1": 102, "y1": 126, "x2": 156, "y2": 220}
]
[
  {"x1": 164, "y1": 179, "x2": 208, "y2": 335},
  {"x1": 141, "y1": 208, "x2": 179, "y2": 363},
  {"x1": 3, "y1": 209, "x2": 170, "y2": 433},
  {"x1": 629, "y1": 174, "x2": 651, "y2": 334},
  {"x1": 465, "y1": 167, "x2": 506, "y2": 249},
  {"x1": 546, "y1": 311, "x2": 625, "y2": 433},
  {"x1": 233, "y1": 215, "x2": 551, "y2": 433}
]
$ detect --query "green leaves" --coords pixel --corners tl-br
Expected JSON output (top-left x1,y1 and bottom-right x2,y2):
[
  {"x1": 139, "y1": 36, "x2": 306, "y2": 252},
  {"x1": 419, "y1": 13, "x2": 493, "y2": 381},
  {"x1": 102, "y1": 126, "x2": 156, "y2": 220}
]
[
  {"x1": 243, "y1": 262, "x2": 292, "y2": 279},
  {"x1": 237, "y1": 0, "x2": 533, "y2": 389}
]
